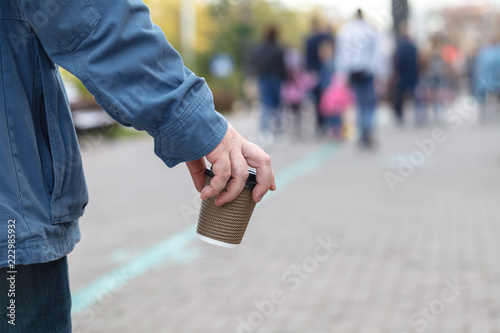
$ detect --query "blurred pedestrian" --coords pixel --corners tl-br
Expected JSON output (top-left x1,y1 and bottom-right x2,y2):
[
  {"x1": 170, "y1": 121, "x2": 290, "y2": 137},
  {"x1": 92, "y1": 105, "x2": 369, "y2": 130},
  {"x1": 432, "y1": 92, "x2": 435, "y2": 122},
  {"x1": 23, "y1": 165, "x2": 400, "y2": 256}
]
[
  {"x1": 393, "y1": 22, "x2": 421, "y2": 126},
  {"x1": 336, "y1": 9, "x2": 380, "y2": 148},
  {"x1": 249, "y1": 25, "x2": 286, "y2": 136},
  {"x1": 281, "y1": 48, "x2": 316, "y2": 139},
  {"x1": 305, "y1": 17, "x2": 335, "y2": 135},
  {"x1": 474, "y1": 37, "x2": 500, "y2": 123},
  {"x1": 318, "y1": 38, "x2": 337, "y2": 95},
  {"x1": 0, "y1": 1, "x2": 276, "y2": 332},
  {"x1": 319, "y1": 72, "x2": 354, "y2": 140},
  {"x1": 420, "y1": 34, "x2": 451, "y2": 123},
  {"x1": 316, "y1": 39, "x2": 344, "y2": 140},
  {"x1": 466, "y1": 45, "x2": 479, "y2": 97}
]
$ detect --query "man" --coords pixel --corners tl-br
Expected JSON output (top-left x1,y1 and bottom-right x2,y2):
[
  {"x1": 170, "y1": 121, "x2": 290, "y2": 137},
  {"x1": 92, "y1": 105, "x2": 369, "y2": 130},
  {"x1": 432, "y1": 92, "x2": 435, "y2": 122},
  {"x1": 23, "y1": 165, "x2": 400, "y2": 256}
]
[
  {"x1": 393, "y1": 22, "x2": 420, "y2": 125},
  {"x1": 336, "y1": 9, "x2": 380, "y2": 148},
  {"x1": 305, "y1": 17, "x2": 334, "y2": 135},
  {"x1": 0, "y1": 1, "x2": 276, "y2": 331},
  {"x1": 249, "y1": 25, "x2": 286, "y2": 137},
  {"x1": 474, "y1": 37, "x2": 500, "y2": 123}
]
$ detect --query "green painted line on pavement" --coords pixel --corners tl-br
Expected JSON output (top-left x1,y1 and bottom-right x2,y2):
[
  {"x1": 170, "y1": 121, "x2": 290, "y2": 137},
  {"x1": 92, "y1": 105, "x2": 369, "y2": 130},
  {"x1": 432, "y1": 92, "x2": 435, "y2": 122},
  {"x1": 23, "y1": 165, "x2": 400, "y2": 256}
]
[
  {"x1": 71, "y1": 226, "x2": 199, "y2": 314},
  {"x1": 71, "y1": 141, "x2": 339, "y2": 315}
]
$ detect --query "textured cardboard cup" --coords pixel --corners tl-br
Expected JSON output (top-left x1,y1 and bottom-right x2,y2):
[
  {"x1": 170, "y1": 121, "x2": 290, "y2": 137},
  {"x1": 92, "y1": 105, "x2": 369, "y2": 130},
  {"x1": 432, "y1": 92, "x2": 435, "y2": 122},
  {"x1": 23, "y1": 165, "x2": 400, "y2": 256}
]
[{"x1": 196, "y1": 169, "x2": 257, "y2": 248}]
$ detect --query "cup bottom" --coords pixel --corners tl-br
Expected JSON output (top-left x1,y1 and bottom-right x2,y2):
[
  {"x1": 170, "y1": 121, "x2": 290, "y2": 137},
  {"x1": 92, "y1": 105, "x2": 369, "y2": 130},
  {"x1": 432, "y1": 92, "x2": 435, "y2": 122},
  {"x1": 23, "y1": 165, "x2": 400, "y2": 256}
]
[{"x1": 196, "y1": 233, "x2": 239, "y2": 249}]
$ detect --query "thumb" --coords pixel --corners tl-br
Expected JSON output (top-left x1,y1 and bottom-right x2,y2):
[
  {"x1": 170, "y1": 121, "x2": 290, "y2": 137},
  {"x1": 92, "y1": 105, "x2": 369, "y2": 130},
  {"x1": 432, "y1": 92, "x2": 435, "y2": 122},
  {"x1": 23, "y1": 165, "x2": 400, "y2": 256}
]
[{"x1": 185, "y1": 158, "x2": 207, "y2": 193}]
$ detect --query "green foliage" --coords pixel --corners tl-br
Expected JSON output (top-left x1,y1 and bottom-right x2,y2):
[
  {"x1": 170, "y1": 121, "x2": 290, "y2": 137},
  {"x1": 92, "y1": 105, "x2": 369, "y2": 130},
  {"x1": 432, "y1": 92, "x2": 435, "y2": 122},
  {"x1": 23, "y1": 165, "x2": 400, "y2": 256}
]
[
  {"x1": 62, "y1": 0, "x2": 312, "y2": 109},
  {"x1": 196, "y1": 0, "x2": 309, "y2": 105}
]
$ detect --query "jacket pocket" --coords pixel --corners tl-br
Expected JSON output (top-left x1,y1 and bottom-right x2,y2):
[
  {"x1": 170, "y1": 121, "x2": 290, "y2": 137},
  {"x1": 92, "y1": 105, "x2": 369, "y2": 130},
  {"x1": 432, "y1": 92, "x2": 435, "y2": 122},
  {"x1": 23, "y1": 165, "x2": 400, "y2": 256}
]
[
  {"x1": 33, "y1": 39, "x2": 55, "y2": 200},
  {"x1": 33, "y1": 37, "x2": 89, "y2": 224}
]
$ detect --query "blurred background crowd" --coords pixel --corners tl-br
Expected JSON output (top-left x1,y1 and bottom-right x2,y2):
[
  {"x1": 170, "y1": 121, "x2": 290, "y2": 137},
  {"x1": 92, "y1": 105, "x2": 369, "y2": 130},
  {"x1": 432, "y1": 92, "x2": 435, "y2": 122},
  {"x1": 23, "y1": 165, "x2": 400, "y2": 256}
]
[{"x1": 64, "y1": 0, "x2": 500, "y2": 150}]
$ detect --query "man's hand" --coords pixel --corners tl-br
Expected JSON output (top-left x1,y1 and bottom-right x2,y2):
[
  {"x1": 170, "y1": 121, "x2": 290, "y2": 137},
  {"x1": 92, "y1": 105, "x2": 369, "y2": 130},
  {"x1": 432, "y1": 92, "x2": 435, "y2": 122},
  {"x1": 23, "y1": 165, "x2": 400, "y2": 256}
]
[{"x1": 185, "y1": 124, "x2": 276, "y2": 206}]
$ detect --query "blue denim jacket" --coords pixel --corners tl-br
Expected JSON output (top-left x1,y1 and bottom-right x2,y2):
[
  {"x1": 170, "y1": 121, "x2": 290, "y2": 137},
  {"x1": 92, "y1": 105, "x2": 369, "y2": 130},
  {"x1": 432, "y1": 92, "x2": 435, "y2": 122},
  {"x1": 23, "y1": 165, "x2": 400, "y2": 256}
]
[{"x1": 0, "y1": 0, "x2": 227, "y2": 268}]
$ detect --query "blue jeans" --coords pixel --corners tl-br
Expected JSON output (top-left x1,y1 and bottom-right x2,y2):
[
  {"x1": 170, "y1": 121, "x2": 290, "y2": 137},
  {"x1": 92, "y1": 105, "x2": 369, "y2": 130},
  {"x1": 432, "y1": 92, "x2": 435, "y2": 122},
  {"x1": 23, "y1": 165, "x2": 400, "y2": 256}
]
[
  {"x1": 351, "y1": 74, "x2": 376, "y2": 141},
  {"x1": 258, "y1": 75, "x2": 282, "y2": 134},
  {"x1": 1, "y1": 256, "x2": 72, "y2": 332},
  {"x1": 326, "y1": 115, "x2": 342, "y2": 130}
]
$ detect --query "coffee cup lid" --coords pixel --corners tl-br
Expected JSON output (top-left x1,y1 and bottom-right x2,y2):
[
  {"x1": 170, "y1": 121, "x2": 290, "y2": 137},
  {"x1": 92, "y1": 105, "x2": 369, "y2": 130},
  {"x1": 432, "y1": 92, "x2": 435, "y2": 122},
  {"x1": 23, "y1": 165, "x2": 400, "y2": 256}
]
[{"x1": 205, "y1": 168, "x2": 257, "y2": 190}]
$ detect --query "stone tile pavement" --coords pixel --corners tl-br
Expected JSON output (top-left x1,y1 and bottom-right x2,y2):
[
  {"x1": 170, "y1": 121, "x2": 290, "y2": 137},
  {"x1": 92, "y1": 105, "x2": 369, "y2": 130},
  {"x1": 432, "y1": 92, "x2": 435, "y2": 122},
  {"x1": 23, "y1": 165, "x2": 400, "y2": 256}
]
[{"x1": 69, "y1": 104, "x2": 500, "y2": 332}]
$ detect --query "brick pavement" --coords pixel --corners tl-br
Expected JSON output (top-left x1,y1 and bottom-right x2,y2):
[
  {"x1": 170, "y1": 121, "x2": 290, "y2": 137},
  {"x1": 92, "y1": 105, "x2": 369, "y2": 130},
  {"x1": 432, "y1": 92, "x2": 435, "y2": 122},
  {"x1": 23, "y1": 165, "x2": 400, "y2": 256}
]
[{"x1": 70, "y1": 104, "x2": 500, "y2": 332}]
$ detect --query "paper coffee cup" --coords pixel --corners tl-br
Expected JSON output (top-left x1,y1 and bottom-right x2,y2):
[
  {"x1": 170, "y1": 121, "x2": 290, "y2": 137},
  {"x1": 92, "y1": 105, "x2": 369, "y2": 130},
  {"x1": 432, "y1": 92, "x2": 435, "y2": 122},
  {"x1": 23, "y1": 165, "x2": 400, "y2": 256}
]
[{"x1": 196, "y1": 169, "x2": 257, "y2": 248}]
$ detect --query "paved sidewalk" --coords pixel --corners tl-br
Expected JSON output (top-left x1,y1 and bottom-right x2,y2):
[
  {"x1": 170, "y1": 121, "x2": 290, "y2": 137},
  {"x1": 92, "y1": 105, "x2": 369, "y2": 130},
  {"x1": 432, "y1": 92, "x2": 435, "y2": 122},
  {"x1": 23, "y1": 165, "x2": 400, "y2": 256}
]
[{"x1": 69, "y1": 103, "x2": 500, "y2": 332}]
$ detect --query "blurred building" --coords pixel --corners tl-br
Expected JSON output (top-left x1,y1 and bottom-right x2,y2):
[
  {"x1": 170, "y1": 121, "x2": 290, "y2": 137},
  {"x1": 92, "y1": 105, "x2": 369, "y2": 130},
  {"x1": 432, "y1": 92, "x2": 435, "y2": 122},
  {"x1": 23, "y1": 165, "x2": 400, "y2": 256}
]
[{"x1": 441, "y1": 5, "x2": 500, "y2": 52}]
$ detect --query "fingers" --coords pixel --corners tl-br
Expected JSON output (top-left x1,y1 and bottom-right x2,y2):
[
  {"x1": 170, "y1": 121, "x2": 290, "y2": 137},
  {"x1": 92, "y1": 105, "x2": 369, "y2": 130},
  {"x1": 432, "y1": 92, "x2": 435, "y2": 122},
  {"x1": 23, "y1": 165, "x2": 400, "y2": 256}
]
[
  {"x1": 200, "y1": 154, "x2": 231, "y2": 201},
  {"x1": 201, "y1": 123, "x2": 275, "y2": 205},
  {"x1": 185, "y1": 158, "x2": 207, "y2": 193},
  {"x1": 214, "y1": 150, "x2": 249, "y2": 206},
  {"x1": 242, "y1": 142, "x2": 276, "y2": 203},
  {"x1": 270, "y1": 175, "x2": 277, "y2": 191},
  {"x1": 252, "y1": 164, "x2": 275, "y2": 203}
]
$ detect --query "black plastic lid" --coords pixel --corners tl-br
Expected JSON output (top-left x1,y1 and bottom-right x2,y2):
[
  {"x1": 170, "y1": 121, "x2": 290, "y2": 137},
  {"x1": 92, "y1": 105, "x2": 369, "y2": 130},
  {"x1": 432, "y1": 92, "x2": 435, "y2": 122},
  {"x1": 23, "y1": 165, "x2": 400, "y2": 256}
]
[{"x1": 205, "y1": 168, "x2": 257, "y2": 190}]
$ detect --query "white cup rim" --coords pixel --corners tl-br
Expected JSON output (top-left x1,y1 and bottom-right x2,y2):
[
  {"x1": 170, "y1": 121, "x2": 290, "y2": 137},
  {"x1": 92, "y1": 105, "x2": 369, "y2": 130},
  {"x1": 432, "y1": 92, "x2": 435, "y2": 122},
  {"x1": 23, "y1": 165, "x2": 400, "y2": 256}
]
[{"x1": 196, "y1": 233, "x2": 239, "y2": 249}]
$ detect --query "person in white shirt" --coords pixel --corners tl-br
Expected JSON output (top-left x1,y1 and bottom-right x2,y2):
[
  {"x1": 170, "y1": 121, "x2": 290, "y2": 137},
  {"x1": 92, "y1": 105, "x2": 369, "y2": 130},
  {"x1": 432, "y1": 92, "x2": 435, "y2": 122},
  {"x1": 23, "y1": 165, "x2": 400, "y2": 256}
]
[{"x1": 336, "y1": 9, "x2": 379, "y2": 148}]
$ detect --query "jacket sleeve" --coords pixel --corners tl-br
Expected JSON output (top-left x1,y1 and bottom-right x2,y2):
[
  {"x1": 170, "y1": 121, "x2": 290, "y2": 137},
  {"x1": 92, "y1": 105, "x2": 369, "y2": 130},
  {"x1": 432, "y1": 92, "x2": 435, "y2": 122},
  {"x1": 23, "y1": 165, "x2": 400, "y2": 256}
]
[{"x1": 21, "y1": 0, "x2": 228, "y2": 167}]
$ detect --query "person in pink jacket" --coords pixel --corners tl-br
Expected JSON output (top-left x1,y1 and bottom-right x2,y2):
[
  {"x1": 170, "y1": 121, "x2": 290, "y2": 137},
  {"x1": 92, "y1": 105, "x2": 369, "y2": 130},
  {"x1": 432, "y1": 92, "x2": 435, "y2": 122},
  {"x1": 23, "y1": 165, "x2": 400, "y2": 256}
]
[{"x1": 319, "y1": 73, "x2": 354, "y2": 139}]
